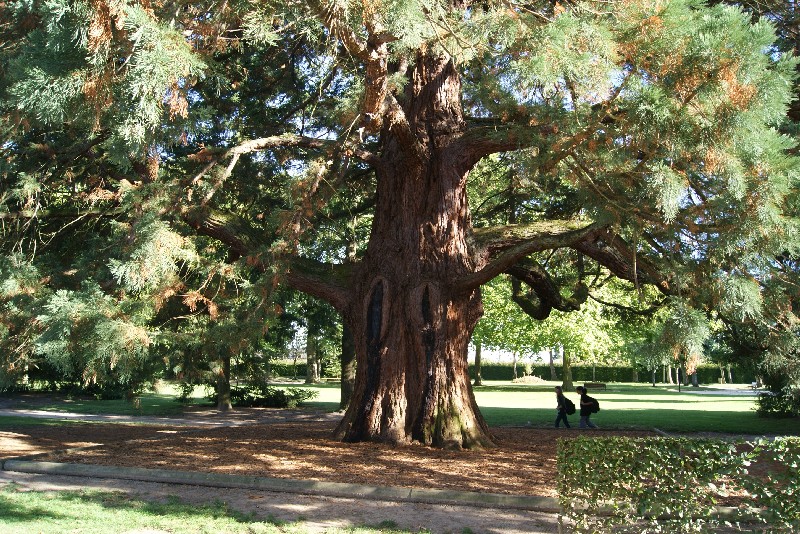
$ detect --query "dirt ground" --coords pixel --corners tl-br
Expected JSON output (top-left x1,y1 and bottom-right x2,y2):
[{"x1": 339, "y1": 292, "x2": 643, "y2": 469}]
[{"x1": 0, "y1": 397, "x2": 654, "y2": 499}]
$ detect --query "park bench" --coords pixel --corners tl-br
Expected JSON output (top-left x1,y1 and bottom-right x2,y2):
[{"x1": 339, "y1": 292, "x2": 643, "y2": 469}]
[{"x1": 583, "y1": 382, "x2": 607, "y2": 391}]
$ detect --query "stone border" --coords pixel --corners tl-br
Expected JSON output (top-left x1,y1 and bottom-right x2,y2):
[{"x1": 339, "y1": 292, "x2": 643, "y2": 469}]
[{"x1": 1, "y1": 459, "x2": 562, "y2": 513}]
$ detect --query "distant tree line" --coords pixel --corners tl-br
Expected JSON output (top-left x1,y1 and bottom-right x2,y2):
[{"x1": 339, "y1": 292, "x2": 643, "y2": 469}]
[{"x1": 472, "y1": 363, "x2": 757, "y2": 385}]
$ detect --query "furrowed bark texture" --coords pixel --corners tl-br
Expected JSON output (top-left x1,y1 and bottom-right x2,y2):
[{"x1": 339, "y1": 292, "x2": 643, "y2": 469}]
[{"x1": 333, "y1": 54, "x2": 494, "y2": 448}]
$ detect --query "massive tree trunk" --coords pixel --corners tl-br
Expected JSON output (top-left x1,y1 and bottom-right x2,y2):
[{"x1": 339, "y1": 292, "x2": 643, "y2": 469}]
[
  {"x1": 332, "y1": 54, "x2": 493, "y2": 448},
  {"x1": 270, "y1": 44, "x2": 607, "y2": 447}
]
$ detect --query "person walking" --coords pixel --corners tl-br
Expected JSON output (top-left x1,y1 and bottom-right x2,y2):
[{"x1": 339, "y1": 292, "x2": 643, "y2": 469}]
[
  {"x1": 576, "y1": 386, "x2": 598, "y2": 429},
  {"x1": 554, "y1": 386, "x2": 572, "y2": 428}
]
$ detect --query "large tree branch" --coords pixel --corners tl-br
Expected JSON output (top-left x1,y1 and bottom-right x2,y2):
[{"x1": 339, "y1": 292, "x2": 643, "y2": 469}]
[
  {"x1": 180, "y1": 207, "x2": 255, "y2": 259},
  {"x1": 449, "y1": 124, "x2": 556, "y2": 168},
  {"x1": 573, "y1": 229, "x2": 672, "y2": 295},
  {"x1": 507, "y1": 260, "x2": 589, "y2": 320},
  {"x1": 452, "y1": 74, "x2": 630, "y2": 169},
  {"x1": 453, "y1": 220, "x2": 607, "y2": 293},
  {"x1": 285, "y1": 257, "x2": 354, "y2": 312},
  {"x1": 180, "y1": 206, "x2": 354, "y2": 310},
  {"x1": 311, "y1": 1, "x2": 400, "y2": 135}
]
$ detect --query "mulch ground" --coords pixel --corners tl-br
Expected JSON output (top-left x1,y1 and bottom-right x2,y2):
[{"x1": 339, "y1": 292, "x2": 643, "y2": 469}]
[{"x1": 0, "y1": 416, "x2": 654, "y2": 497}]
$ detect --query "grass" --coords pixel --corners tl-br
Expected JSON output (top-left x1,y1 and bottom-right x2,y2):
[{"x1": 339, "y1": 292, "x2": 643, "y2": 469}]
[
  {"x1": 471, "y1": 381, "x2": 800, "y2": 434},
  {"x1": 0, "y1": 485, "x2": 421, "y2": 533},
  {"x1": 2, "y1": 381, "x2": 798, "y2": 435},
  {"x1": 305, "y1": 380, "x2": 799, "y2": 435}
]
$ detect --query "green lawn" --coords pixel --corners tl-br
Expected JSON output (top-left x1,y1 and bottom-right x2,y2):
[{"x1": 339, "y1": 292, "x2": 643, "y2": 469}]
[
  {"x1": 2, "y1": 381, "x2": 798, "y2": 435},
  {"x1": 0, "y1": 485, "x2": 417, "y2": 534},
  {"x1": 305, "y1": 381, "x2": 800, "y2": 435},
  {"x1": 473, "y1": 381, "x2": 800, "y2": 434}
]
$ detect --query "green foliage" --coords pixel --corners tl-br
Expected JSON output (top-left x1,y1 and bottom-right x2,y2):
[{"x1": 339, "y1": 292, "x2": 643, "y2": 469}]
[
  {"x1": 33, "y1": 283, "x2": 153, "y2": 394},
  {"x1": 4, "y1": 0, "x2": 205, "y2": 159},
  {"x1": 756, "y1": 387, "x2": 800, "y2": 418},
  {"x1": 108, "y1": 216, "x2": 198, "y2": 293},
  {"x1": 207, "y1": 384, "x2": 318, "y2": 408},
  {"x1": 558, "y1": 436, "x2": 800, "y2": 533}
]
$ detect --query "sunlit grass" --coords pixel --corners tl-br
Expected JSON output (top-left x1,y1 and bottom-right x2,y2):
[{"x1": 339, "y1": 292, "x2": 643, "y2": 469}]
[
  {"x1": 2, "y1": 380, "x2": 797, "y2": 435},
  {"x1": 304, "y1": 380, "x2": 799, "y2": 435},
  {"x1": 0, "y1": 485, "x2": 420, "y2": 533},
  {"x1": 471, "y1": 381, "x2": 800, "y2": 434}
]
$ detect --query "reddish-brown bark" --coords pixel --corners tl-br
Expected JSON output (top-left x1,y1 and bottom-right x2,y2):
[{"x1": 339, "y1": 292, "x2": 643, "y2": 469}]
[
  {"x1": 187, "y1": 48, "x2": 638, "y2": 448},
  {"x1": 331, "y1": 54, "x2": 494, "y2": 448}
]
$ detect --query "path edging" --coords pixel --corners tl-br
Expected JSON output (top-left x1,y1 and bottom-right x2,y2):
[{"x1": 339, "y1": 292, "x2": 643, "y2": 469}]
[{"x1": 1, "y1": 459, "x2": 561, "y2": 512}]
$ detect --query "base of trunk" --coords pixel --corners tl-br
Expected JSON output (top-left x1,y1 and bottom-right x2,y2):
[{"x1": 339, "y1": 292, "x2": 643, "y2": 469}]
[{"x1": 332, "y1": 369, "x2": 495, "y2": 449}]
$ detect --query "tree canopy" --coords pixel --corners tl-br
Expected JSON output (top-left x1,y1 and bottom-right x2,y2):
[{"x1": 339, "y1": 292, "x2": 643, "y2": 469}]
[{"x1": 2, "y1": 0, "x2": 799, "y2": 446}]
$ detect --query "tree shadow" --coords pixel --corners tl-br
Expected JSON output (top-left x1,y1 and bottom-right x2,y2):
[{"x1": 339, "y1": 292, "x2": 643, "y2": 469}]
[
  {"x1": 0, "y1": 486, "x2": 286, "y2": 531},
  {"x1": 0, "y1": 489, "x2": 69, "y2": 524},
  {"x1": 0, "y1": 482, "x2": 541, "y2": 533}
]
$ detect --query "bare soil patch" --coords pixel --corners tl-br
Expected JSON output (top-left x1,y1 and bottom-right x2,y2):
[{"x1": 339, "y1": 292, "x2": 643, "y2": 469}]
[{"x1": 1, "y1": 413, "x2": 654, "y2": 497}]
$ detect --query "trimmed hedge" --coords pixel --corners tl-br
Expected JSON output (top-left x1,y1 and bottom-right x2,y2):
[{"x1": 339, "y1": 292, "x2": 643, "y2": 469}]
[
  {"x1": 268, "y1": 360, "x2": 307, "y2": 379},
  {"x1": 472, "y1": 363, "x2": 756, "y2": 384},
  {"x1": 557, "y1": 436, "x2": 800, "y2": 532}
]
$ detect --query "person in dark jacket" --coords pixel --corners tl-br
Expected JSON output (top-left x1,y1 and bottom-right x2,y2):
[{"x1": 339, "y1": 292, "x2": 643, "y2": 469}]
[
  {"x1": 576, "y1": 386, "x2": 598, "y2": 429},
  {"x1": 554, "y1": 386, "x2": 571, "y2": 428}
]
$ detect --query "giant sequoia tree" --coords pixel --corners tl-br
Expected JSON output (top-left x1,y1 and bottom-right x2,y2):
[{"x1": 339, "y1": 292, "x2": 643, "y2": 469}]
[{"x1": 2, "y1": 0, "x2": 799, "y2": 447}]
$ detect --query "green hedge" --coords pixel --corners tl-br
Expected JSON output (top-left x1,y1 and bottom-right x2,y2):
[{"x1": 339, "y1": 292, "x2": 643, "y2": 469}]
[
  {"x1": 207, "y1": 385, "x2": 318, "y2": 408},
  {"x1": 557, "y1": 436, "x2": 800, "y2": 532},
  {"x1": 472, "y1": 363, "x2": 756, "y2": 384},
  {"x1": 267, "y1": 361, "x2": 307, "y2": 379}
]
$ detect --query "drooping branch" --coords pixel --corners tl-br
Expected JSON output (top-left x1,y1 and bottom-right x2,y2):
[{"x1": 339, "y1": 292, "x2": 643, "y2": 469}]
[
  {"x1": 589, "y1": 293, "x2": 666, "y2": 316},
  {"x1": 285, "y1": 257, "x2": 354, "y2": 312},
  {"x1": 506, "y1": 259, "x2": 588, "y2": 320},
  {"x1": 573, "y1": 229, "x2": 673, "y2": 295},
  {"x1": 453, "y1": 220, "x2": 606, "y2": 293}
]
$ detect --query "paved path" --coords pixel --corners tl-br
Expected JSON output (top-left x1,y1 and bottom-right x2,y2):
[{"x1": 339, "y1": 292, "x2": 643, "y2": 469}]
[{"x1": 1, "y1": 408, "x2": 563, "y2": 533}]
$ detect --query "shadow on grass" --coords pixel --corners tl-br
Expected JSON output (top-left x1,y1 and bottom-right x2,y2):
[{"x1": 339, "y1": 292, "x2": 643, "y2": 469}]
[
  {"x1": 0, "y1": 491, "x2": 68, "y2": 524},
  {"x1": 304, "y1": 400, "x2": 341, "y2": 412},
  {"x1": 0, "y1": 392, "x2": 191, "y2": 417},
  {"x1": 0, "y1": 486, "x2": 276, "y2": 530},
  {"x1": 1, "y1": 485, "x2": 424, "y2": 533},
  {"x1": 305, "y1": 397, "x2": 790, "y2": 434},
  {"x1": 590, "y1": 395, "x2": 758, "y2": 408}
]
